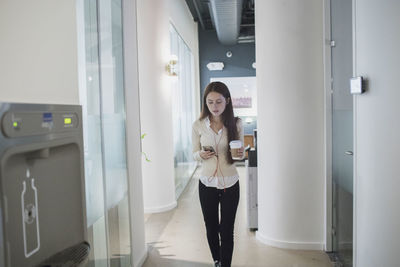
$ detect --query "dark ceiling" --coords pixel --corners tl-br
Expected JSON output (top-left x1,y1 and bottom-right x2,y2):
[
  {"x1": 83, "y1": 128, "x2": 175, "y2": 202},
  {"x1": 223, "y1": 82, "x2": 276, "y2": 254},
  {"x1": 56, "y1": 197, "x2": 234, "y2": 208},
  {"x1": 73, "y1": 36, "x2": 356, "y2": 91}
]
[{"x1": 184, "y1": 0, "x2": 255, "y2": 42}]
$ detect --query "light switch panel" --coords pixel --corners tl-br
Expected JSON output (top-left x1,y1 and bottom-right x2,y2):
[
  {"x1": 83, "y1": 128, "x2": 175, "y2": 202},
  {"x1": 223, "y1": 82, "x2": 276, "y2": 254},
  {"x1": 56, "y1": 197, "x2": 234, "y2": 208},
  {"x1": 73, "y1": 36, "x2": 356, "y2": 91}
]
[{"x1": 350, "y1": 76, "x2": 364, "y2": 94}]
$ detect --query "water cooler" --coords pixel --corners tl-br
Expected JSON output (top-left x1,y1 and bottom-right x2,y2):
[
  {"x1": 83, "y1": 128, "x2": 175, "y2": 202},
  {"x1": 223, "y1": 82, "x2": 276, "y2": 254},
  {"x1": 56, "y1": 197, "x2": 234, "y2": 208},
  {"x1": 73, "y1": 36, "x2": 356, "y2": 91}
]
[{"x1": 0, "y1": 103, "x2": 90, "y2": 267}]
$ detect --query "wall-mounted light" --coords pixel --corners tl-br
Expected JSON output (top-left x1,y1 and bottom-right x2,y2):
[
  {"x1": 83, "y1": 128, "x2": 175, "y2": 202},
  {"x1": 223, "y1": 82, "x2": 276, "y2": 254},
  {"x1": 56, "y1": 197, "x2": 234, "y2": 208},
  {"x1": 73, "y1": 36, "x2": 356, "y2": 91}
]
[
  {"x1": 166, "y1": 55, "x2": 178, "y2": 76},
  {"x1": 207, "y1": 62, "x2": 224, "y2": 71}
]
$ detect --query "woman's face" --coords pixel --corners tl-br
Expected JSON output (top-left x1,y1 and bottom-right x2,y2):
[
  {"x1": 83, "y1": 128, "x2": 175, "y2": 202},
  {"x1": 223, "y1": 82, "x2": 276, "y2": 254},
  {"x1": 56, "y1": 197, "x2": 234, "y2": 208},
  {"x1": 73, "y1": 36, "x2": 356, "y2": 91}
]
[{"x1": 206, "y1": 91, "x2": 228, "y2": 117}]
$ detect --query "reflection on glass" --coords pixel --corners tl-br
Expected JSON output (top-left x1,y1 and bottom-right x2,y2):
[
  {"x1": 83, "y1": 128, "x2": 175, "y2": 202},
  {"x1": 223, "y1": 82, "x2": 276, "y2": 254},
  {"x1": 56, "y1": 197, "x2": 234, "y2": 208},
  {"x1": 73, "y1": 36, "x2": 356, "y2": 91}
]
[
  {"x1": 98, "y1": 0, "x2": 131, "y2": 266},
  {"x1": 80, "y1": 0, "x2": 131, "y2": 266},
  {"x1": 170, "y1": 24, "x2": 197, "y2": 198},
  {"x1": 81, "y1": 0, "x2": 108, "y2": 266}
]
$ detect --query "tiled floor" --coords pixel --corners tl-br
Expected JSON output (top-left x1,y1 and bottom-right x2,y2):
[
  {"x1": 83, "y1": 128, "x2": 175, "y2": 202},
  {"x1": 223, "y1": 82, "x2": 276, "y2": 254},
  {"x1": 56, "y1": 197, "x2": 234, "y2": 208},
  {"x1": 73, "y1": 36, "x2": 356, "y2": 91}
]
[{"x1": 143, "y1": 166, "x2": 333, "y2": 267}]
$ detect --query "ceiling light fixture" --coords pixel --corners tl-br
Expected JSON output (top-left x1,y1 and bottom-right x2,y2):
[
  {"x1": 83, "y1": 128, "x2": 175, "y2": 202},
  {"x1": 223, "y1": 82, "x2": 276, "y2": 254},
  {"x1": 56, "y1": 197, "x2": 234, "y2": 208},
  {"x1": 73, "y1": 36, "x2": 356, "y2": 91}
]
[{"x1": 207, "y1": 62, "x2": 224, "y2": 71}]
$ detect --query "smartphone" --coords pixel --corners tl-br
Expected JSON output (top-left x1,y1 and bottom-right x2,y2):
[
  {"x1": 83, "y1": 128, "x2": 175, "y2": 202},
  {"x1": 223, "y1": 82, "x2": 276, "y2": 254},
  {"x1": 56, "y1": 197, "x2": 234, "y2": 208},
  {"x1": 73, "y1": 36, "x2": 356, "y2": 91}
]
[{"x1": 202, "y1": 146, "x2": 215, "y2": 153}]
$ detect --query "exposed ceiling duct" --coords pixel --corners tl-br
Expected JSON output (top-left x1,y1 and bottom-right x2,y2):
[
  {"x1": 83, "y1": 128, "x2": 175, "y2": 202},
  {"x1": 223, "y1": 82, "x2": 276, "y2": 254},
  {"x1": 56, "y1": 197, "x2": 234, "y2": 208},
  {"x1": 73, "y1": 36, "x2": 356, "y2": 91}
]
[
  {"x1": 208, "y1": 0, "x2": 244, "y2": 46},
  {"x1": 185, "y1": 0, "x2": 254, "y2": 44}
]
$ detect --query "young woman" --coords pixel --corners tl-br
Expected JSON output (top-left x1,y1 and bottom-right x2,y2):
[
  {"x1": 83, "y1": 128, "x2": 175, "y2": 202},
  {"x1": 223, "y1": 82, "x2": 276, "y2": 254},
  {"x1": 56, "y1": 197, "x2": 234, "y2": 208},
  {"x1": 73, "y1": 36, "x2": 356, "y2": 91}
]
[{"x1": 192, "y1": 81, "x2": 244, "y2": 267}]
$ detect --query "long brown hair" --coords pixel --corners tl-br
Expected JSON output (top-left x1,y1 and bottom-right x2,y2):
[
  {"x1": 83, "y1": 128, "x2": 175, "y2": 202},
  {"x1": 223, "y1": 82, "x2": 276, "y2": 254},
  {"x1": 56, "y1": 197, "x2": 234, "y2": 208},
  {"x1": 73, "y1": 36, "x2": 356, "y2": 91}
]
[{"x1": 200, "y1": 81, "x2": 238, "y2": 164}]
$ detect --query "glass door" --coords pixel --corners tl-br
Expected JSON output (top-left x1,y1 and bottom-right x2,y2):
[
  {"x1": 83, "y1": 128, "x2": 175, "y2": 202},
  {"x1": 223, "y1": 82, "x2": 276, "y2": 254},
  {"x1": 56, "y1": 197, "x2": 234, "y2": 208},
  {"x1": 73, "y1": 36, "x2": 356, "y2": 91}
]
[
  {"x1": 169, "y1": 24, "x2": 197, "y2": 199},
  {"x1": 78, "y1": 0, "x2": 131, "y2": 266},
  {"x1": 331, "y1": 0, "x2": 353, "y2": 266}
]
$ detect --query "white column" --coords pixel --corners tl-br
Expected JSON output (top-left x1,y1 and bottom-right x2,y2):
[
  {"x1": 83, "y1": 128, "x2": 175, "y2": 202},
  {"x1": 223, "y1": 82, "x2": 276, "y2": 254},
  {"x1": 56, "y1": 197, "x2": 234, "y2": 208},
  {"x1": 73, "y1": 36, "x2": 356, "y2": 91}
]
[
  {"x1": 255, "y1": 0, "x2": 325, "y2": 250},
  {"x1": 137, "y1": 0, "x2": 176, "y2": 213},
  {"x1": 354, "y1": 1, "x2": 400, "y2": 266}
]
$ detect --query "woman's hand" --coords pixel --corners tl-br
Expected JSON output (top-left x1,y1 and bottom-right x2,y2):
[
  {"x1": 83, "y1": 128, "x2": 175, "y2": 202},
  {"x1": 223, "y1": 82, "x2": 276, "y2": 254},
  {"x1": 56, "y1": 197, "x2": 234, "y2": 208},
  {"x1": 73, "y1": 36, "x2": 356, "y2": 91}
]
[
  {"x1": 236, "y1": 147, "x2": 244, "y2": 159},
  {"x1": 199, "y1": 150, "x2": 215, "y2": 160}
]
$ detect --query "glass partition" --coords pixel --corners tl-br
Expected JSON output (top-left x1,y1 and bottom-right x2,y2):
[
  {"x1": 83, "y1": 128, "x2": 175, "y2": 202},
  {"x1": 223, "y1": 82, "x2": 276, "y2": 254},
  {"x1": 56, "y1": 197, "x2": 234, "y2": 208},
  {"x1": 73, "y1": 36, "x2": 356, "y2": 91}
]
[
  {"x1": 78, "y1": 0, "x2": 131, "y2": 266},
  {"x1": 79, "y1": 0, "x2": 109, "y2": 265},
  {"x1": 98, "y1": 0, "x2": 131, "y2": 266},
  {"x1": 331, "y1": 0, "x2": 353, "y2": 266},
  {"x1": 169, "y1": 24, "x2": 197, "y2": 198}
]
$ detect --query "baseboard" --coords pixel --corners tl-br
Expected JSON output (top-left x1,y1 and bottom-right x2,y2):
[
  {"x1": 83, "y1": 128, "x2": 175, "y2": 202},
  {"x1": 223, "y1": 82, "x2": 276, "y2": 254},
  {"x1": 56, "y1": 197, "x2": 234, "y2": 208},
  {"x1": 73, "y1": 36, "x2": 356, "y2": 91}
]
[
  {"x1": 134, "y1": 246, "x2": 148, "y2": 267},
  {"x1": 256, "y1": 231, "x2": 324, "y2": 250},
  {"x1": 144, "y1": 200, "x2": 177, "y2": 214}
]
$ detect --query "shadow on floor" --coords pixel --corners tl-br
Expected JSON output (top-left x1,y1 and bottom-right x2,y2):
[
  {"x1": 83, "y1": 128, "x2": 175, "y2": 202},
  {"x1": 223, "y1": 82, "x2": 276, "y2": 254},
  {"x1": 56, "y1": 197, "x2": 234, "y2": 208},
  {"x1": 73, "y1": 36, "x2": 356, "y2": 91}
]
[{"x1": 145, "y1": 207, "x2": 178, "y2": 243}]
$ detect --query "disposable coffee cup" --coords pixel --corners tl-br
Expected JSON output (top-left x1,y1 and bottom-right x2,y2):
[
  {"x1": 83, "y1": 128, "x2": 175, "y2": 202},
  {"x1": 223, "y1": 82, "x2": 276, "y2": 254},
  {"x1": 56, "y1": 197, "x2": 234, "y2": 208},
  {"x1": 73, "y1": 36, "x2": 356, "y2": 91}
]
[{"x1": 229, "y1": 140, "x2": 242, "y2": 160}]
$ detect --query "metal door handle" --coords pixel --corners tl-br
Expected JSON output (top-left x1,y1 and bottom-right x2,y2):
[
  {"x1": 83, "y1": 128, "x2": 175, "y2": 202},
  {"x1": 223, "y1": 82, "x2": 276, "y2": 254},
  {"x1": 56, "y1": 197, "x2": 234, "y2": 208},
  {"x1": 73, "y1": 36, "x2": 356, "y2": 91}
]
[{"x1": 345, "y1": 151, "x2": 353, "y2": 155}]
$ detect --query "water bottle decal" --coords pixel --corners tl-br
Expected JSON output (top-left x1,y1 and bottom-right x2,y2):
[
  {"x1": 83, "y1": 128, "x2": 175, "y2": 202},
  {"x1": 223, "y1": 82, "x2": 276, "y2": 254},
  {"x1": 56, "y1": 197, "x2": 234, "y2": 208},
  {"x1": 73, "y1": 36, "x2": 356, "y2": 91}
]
[{"x1": 21, "y1": 169, "x2": 40, "y2": 258}]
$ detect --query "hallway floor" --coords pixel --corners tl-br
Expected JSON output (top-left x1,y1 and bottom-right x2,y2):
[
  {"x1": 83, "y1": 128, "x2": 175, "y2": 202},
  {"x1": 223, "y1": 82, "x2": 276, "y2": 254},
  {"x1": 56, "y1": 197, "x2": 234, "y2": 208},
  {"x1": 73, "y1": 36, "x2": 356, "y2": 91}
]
[{"x1": 143, "y1": 166, "x2": 333, "y2": 267}]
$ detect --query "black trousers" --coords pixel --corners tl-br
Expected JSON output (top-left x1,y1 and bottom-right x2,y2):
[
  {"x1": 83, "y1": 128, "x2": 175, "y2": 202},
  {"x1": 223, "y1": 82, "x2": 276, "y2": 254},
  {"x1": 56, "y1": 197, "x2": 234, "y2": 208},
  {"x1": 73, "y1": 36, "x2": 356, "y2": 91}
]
[{"x1": 199, "y1": 181, "x2": 240, "y2": 267}]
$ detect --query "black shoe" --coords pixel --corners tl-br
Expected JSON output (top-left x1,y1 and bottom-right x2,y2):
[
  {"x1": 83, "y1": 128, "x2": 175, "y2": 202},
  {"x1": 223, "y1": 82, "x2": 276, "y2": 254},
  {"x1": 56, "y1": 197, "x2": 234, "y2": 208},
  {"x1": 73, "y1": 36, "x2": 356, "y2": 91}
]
[{"x1": 214, "y1": 260, "x2": 221, "y2": 267}]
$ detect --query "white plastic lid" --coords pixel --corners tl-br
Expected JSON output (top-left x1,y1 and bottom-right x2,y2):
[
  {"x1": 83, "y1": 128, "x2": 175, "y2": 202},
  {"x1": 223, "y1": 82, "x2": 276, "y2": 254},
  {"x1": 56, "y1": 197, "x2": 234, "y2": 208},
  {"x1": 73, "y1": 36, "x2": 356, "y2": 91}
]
[{"x1": 229, "y1": 140, "x2": 242, "y2": 148}]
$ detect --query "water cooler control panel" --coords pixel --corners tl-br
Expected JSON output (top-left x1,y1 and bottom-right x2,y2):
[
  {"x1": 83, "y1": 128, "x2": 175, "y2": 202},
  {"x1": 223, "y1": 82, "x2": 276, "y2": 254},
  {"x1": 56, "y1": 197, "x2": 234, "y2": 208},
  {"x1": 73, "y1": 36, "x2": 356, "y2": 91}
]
[{"x1": 2, "y1": 111, "x2": 79, "y2": 138}]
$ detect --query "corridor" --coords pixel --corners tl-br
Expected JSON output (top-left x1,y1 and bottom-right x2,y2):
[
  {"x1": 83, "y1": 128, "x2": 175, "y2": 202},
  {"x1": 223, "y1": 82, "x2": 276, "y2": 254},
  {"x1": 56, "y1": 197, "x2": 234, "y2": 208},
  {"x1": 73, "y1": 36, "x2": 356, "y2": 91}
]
[{"x1": 143, "y1": 167, "x2": 332, "y2": 267}]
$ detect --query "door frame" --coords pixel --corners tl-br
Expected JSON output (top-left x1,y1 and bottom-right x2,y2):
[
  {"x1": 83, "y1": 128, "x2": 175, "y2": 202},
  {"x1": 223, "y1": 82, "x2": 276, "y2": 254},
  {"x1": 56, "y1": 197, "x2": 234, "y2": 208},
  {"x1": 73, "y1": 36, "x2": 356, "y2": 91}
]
[
  {"x1": 323, "y1": 0, "x2": 333, "y2": 253},
  {"x1": 352, "y1": 0, "x2": 357, "y2": 266}
]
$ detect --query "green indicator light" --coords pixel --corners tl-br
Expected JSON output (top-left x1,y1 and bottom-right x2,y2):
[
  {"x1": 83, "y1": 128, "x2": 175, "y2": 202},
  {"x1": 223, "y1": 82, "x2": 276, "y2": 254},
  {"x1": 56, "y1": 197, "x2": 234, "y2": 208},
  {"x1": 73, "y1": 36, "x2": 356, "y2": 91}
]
[
  {"x1": 64, "y1": 118, "x2": 72, "y2": 125},
  {"x1": 13, "y1": 122, "x2": 18, "y2": 128}
]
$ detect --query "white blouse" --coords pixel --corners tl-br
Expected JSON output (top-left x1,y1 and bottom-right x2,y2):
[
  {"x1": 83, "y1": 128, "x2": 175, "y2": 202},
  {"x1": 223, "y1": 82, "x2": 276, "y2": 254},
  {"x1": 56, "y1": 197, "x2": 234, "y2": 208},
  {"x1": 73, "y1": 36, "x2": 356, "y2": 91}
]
[{"x1": 192, "y1": 117, "x2": 244, "y2": 189}]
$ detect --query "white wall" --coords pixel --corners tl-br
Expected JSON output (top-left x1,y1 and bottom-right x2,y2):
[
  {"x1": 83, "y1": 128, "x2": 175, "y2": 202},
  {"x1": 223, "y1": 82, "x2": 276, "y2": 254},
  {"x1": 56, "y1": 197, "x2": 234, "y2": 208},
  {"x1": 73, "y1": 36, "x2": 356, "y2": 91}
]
[
  {"x1": 0, "y1": 0, "x2": 79, "y2": 104},
  {"x1": 354, "y1": 1, "x2": 400, "y2": 266},
  {"x1": 137, "y1": 0, "x2": 199, "y2": 213},
  {"x1": 255, "y1": 0, "x2": 326, "y2": 250}
]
